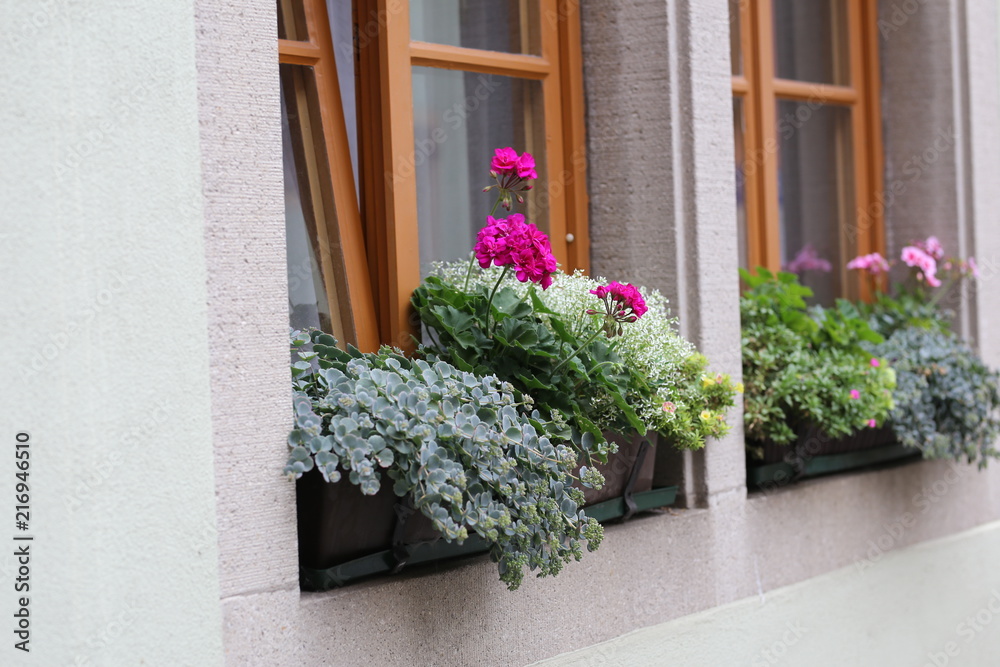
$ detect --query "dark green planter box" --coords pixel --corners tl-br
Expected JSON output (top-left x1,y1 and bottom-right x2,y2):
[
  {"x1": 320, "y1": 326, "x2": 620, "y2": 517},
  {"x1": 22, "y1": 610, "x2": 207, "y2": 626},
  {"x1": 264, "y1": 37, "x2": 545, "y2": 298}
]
[
  {"x1": 747, "y1": 425, "x2": 920, "y2": 490},
  {"x1": 300, "y1": 485, "x2": 678, "y2": 591},
  {"x1": 297, "y1": 432, "x2": 673, "y2": 591}
]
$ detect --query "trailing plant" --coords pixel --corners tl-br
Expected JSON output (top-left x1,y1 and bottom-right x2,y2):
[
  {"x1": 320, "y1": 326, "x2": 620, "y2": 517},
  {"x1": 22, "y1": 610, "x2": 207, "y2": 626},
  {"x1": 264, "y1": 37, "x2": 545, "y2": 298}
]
[
  {"x1": 845, "y1": 237, "x2": 999, "y2": 466},
  {"x1": 870, "y1": 326, "x2": 1000, "y2": 468},
  {"x1": 740, "y1": 268, "x2": 896, "y2": 449},
  {"x1": 284, "y1": 329, "x2": 605, "y2": 590}
]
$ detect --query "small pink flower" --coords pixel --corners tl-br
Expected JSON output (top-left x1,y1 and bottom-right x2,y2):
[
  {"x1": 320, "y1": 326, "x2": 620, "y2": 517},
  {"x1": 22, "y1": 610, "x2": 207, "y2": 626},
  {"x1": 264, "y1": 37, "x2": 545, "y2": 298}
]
[
  {"x1": 850, "y1": 389, "x2": 860, "y2": 400},
  {"x1": 920, "y1": 236, "x2": 945, "y2": 260},
  {"x1": 490, "y1": 147, "x2": 519, "y2": 175},
  {"x1": 968, "y1": 256, "x2": 981, "y2": 279},
  {"x1": 590, "y1": 281, "x2": 648, "y2": 337},
  {"x1": 902, "y1": 245, "x2": 941, "y2": 287},
  {"x1": 846, "y1": 252, "x2": 890, "y2": 275},
  {"x1": 868, "y1": 419, "x2": 877, "y2": 428},
  {"x1": 515, "y1": 152, "x2": 537, "y2": 180},
  {"x1": 870, "y1": 358, "x2": 880, "y2": 368},
  {"x1": 662, "y1": 401, "x2": 676, "y2": 413},
  {"x1": 784, "y1": 244, "x2": 832, "y2": 273}
]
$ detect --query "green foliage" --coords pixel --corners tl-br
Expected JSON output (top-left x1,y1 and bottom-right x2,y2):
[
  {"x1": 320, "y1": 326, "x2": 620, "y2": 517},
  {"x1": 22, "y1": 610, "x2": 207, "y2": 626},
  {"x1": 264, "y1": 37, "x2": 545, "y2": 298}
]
[
  {"x1": 857, "y1": 289, "x2": 953, "y2": 338},
  {"x1": 284, "y1": 329, "x2": 605, "y2": 590},
  {"x1": 871, "y1": 326, "x2": 1000, "y2": 468},
  {"x1": 740, "y1": 269, "x2": 896, "y2": 448},
  {"x1": 424, "y1": 262, "x2": 740, "y2": 451},
  {"x1": 412, "y1": 274, "x2": 641, "y2": 459}
]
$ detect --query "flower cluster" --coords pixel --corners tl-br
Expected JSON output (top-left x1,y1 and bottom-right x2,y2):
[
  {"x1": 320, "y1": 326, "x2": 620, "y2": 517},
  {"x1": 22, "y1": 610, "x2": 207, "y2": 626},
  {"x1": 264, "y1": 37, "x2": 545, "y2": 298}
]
[
  {"x1": 784, "y1": 244, "x2": 832, "y2": 274},
  {"x1": 474, "y1": 213, "x2": 558, "y2": 289},
  {"x1": 587, "y1": 281, "x2": 648, "y2": 338},
  {"x1": 484, "y1": 147, "x2": 537, "y2": 211},
  {"x1": 846, "y1": 252, "x2": 890, "y2": 274},
  {"x1": 847, "y1": 236, "x2": 979, "y2": 289},
  {"x1": 901, "y1": 244, "x2": 942, "y2": 287}
]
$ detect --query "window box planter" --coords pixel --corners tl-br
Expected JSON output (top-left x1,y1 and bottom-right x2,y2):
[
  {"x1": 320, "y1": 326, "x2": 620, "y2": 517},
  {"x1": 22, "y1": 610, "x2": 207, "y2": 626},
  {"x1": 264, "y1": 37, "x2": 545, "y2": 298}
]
[
  {"x1": 297, "y1": 432, "x2": 676, "y2": 591},
  {"x1": 746, "y1": 425, "x2": 919, "y2": 489}
]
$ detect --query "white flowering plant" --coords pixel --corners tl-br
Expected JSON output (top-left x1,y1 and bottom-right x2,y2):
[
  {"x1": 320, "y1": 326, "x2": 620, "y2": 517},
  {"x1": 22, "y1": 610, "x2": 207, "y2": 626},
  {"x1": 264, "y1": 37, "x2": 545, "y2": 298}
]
[{"x1": 429, "y1": 262, "x2": 740, "y2": 450}]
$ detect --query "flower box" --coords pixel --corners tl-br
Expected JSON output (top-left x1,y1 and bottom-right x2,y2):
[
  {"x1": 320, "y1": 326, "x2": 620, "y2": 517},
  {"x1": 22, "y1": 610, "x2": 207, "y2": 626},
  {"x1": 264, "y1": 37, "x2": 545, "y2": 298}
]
[
  {"x1": 746, "y1": 425, "x2": 919, "y2": 489},
  {"x1": 296, "y1": 431, "x2": 674, "y2": 591}
]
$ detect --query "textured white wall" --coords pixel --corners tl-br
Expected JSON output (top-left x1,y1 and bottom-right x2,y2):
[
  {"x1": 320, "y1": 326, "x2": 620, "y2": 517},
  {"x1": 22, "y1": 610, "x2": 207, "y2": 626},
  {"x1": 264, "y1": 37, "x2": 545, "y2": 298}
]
[
  {"x1": 0, "y1": 2, "x2": 223, "y2": 664},
  {"x1": 535, "y1": 521, "x2": 1000, "y2": 667}
]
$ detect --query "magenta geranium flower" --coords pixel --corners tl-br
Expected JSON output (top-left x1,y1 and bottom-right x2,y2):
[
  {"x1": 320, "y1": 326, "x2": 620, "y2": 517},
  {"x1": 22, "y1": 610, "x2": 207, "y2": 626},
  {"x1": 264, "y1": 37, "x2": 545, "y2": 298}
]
[
  {"x1": 490, "y1": 147, "x2": 520, "y2": 175},
  {"x1": 588, "y1": 281, "x2": 647, "y2": 337},
  {"x1": 850, "y1": 389, "x2": 860, "y2": 400},
  {"x1": 473, "y1": 214, "x2": 558, "y2": 289},
  {"x1": 484, "y1": 147, "x2": 537, "y2": 210},
  {"x1": 515, "y1": 152, "x2": 537, "y2": 180}
]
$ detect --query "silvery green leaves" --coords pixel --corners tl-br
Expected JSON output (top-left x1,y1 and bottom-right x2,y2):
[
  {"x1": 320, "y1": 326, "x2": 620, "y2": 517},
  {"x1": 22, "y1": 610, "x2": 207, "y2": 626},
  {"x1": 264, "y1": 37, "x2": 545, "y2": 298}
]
[
  {"x1": 872, "y1": 326, "x2": 1000, "y2": 468},
  {"x1": 284, "y1": 329, "x2": 603, "y2": 590}
]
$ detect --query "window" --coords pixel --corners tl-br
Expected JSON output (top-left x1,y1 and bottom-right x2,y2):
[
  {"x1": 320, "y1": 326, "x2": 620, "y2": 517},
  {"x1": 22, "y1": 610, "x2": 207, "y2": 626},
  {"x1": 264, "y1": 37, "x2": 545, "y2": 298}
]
[
  {"x1": 730, "y1": 0, "x2": 883, "y2": 303},
  {"x1": 278, "y1": 0, "x2": 589, "y2": 350}
]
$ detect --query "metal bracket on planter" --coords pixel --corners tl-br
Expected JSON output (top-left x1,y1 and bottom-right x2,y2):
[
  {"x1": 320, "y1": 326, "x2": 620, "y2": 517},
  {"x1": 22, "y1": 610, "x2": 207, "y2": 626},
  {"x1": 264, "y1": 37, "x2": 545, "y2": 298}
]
[
  {"x1": 621, "y1": 439, "x2": 651, "y2": 522},
  {"x1": 390, "y1": 499, "x2": 417, "y2": 573}
]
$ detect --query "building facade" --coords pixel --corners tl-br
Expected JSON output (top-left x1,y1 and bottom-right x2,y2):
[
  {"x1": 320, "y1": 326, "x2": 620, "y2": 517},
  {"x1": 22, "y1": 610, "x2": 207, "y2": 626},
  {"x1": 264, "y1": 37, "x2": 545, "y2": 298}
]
[{"x1": 5, "y1": 0, "x2": 1000, "y2": 664}]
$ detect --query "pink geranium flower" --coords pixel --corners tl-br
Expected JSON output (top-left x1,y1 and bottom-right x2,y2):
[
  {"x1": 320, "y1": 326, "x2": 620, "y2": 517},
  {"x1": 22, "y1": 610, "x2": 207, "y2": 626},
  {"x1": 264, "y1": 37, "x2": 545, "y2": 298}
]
[
  {"x1": 868, "y1": 419, "x2": 877, "y2": 428},
  {"x1": 490, "y1": 147, "x2": 520, "y2": 175},
  {"x1": 588, "y1": 281, "x2": 648, "y2": 337},
  {"x1": 473, "y1": 213, "x2": 558, "y2": 289},
  {"x1": 784, "y1": 244, "x2": 832, "y2": 273},
  {"x1": 485, "y1": 147, "x2": 538, "y2": 211},
  {"x1": 870, "y1": 358, "x2": 880, "y2": 368},
  {"x1": 919, "y1": 236, "x2": 945, "y2": 260},
  {"x1": 967, "y1": 257, "x2": 981, "y2": 279},
  {"x1": 901, "y1": 245, "x2": 942, "y2": 287},
  {"x1": 850, "y1": 389, "x2": 860, "y2": 400},
  {"x1": 515, "y1": 152, "x2": 537, "y2": 180},
  {"x1": 846, "y1": 252, "x2": 890, "y2": 275}
]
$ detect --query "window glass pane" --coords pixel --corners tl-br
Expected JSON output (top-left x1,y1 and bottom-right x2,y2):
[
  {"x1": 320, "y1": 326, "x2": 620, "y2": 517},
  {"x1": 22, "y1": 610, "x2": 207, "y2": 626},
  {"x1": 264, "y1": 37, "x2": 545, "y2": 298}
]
[
  {"x1": 772, "y1": 0, "x2": 849, "y2": 85},
  {"x1": 729, "y1": 0, "x2": 742, "y2": 76},
  {"x1": 277, "y1": 0, "x2": 307, "y2": 41},
  {"x1": 733, "y1": 97, "x2": 748, "y2": 270},
  {"x1": 326, "y1": 0, "x2": 359, "y2": 196},
  {"x1": 776, "y1": 100, "x2": 854, "y2": 304},
  {"x1": 410, "y1": 0, "x2": 541, "y2": 55},
  {"x1": 411, "y1": 67, "x2": 546, "y2": 276},
  {"x1": 280, "y1": 64, "x2": 350, "y2": 342}
]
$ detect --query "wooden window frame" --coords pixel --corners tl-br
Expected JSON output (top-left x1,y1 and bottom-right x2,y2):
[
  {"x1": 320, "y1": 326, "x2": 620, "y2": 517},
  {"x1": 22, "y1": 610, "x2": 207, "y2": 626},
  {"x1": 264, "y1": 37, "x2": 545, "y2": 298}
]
[
  {"x1": 733, "y1": 0, "x2": 884, "y2": 300},
  {"x1": 278, "y1": 0, "x2": 381, "y2": 351},
  {"x1": 357, "y1": 0, "x2": 590, "y2": 350}
]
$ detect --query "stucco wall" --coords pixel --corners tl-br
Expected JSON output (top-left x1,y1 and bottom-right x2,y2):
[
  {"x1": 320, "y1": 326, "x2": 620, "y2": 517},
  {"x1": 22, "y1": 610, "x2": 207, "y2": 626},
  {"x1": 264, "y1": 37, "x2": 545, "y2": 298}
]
[{"x1": 1, "y1": 2, "x2": 223, "y2": 665}]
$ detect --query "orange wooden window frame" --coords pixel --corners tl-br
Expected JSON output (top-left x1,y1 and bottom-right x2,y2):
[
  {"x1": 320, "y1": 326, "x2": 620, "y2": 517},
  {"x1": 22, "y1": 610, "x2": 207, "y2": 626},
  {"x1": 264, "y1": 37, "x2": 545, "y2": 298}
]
[
  {"x1": 357, "y1": 0, "x2": 590, "y2": 351},
  {"x1": 733, "y1": 0, "x2": 884, "y2": 300},
  {"x1": 278, "y1": 0, "x2": 381, "y2": 352}
]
